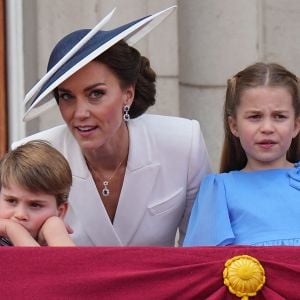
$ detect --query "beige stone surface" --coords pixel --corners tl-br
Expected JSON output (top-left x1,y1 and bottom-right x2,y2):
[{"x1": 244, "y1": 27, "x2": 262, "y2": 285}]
[
  {"x1": 263, "y1": 0, "x2": 300, "y2": 73},
  {"x1": 180, "y1": 85, "x2": 225, "y2": 171},
  {"x1": 178, "y1": 0, "x2": 259, "y2": 86},
  {"x1": 148, "y1": 77, "x2": 180, "y2": 117}
]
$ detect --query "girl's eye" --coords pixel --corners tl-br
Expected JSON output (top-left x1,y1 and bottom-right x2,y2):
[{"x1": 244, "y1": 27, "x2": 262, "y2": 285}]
[
  {"x1": 248, "y1": 114, "x2": 261, "y2": 120},
  {"x1": 274, "y1": 114, "x2": 287, "y2": 120}
]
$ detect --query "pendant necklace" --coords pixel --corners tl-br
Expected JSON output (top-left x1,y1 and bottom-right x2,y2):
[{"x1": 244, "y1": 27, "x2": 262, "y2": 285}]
[{"x1": 86, "y1": 156, "x2": 127, "y2": 197}]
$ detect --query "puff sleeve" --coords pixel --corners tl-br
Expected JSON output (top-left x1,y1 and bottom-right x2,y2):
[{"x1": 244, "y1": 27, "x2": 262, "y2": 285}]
[
  {"x1": 183, "y1": 174, "x2": 235, "y2": 246},
  {"x1": 177, "y1": 120, "x2": 211, "y2": 245}
]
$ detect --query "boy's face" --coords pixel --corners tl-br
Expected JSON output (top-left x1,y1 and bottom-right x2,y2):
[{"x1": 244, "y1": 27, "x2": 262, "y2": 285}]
[{"x1": 0, "y1": 182, "x2": 67, "y2": 239}]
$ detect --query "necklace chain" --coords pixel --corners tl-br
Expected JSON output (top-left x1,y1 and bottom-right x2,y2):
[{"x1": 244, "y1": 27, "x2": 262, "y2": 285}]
[{"x1": 86, "y1": 155, "x2": 127, "y2": 197}]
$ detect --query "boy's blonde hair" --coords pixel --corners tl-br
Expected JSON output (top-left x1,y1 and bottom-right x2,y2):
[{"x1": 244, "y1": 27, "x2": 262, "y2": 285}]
[{"x1": 0, "y1": 140, "x2": 72, "y2": 206}]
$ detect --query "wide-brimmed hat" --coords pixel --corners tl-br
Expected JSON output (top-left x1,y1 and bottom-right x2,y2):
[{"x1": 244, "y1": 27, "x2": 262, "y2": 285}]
[{"x1": 23, "y1": 6, "x2": 176, "y2": 121}]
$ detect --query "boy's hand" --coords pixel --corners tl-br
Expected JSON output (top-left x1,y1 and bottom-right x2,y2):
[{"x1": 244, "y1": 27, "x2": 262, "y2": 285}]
[
  {"x1": 38, "y1": 216, "x2": 75, "y2": 246},
  {"x1": 0, "y1": 218, "x2": 39, "y2": 246}
]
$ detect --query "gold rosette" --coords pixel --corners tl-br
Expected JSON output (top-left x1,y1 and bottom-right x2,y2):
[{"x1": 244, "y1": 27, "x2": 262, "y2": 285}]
[{"x1": 223, "y1": 255, "x2": 265, "y2": 300}]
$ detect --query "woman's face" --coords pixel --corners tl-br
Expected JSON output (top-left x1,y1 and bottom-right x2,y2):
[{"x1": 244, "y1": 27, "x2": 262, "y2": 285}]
[{"x1": 57, "y1": 61, "x2": 134, "y2": 152}]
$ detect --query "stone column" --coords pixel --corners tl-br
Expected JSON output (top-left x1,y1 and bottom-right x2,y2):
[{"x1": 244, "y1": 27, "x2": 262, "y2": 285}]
[{"x1": 178, "y1": 0, "x2": 260, "y2": 170}]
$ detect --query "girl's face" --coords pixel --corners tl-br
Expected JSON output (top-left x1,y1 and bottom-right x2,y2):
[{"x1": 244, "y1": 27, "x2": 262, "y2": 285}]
[
  {"x1": 57, "y1": 61, "x2": 134, "y2": 153},
  {"x1": 0, "y1": 182, "x2": 67, "y2": 239},
  {"x1": 229, "y1": 86, "x2": 300, "y2": 171}
]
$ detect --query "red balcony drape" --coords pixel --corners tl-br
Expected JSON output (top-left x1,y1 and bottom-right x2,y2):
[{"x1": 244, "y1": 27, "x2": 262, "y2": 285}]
[{"x1": 1, "y1": 246, "x2": 299, "y2": 299}]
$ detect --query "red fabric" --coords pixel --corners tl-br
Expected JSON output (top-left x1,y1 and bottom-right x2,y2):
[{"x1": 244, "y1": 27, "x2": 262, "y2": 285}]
[{"x1": 1, "y1": 246, "x2": 299, "y2": 299}]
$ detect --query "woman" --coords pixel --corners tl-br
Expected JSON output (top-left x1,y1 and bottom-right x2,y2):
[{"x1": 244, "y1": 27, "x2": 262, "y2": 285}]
[{"x1": 13, "y1": 7, "x2": 211, "y2": 246}]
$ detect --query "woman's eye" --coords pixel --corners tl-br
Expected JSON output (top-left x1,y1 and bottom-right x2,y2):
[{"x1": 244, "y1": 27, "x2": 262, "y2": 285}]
[
  {"x1": 58, "y1": 93, "x2": 73, "y2": 101},
  {"x1": 90, "y1": 89, "x2": 105, "y2": 99}
]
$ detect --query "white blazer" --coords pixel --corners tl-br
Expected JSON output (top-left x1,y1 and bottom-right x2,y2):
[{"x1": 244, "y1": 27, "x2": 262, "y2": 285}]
[{"x1": 12, "y1": 114, "x2": 211, "y2": 246}]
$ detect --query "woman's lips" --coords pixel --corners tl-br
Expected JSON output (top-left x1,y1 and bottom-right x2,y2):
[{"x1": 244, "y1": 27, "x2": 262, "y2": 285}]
[{"x1": 75, "y1": 126, "x2": 97, "y2": 136}]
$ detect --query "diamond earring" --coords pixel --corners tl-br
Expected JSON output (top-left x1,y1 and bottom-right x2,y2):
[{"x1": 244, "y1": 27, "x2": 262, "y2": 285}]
[{"x1": 123, "y1": 105, "x2": 130, "y2": 122}]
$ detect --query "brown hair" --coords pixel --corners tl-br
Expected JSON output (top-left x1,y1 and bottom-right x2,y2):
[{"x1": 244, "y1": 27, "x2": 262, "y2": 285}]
[
  {"x1": 220, "y1": 62, "x2": 300, "y2": 173},
  {"x1": 54, "y1": 40, "x2": 156, "y2": 118},
  {"x1": 0, "y1": 140, "x2": 72, "y2": 206},
  {"x1": 96, "y1": 40, "x2": 156, "y2": 118}
]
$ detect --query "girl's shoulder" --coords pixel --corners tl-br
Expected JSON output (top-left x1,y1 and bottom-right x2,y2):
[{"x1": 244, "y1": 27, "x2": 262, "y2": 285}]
[
  {"x1": 202, "y1": 162, "x2": 300, "y2": 188},
  {"x1": 203, "y1": 171, "x2": 242, "y2": 181},
  {"x1": 201, "y1": 167, "x2": 285, "y2": 186},
  {"x1": 200, "y1": 172, "x2": 234, "y2": 187}
]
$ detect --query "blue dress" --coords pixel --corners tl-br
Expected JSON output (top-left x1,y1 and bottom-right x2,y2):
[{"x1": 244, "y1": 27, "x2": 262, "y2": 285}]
[{"x1": 183, "y1": 162, "x2": 300, "y2": 246}]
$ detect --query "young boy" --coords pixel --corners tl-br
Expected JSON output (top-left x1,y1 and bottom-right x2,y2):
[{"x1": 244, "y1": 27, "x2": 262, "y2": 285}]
[{"x1": 0, "y1": 140, "x2": 75, "y2": 246}]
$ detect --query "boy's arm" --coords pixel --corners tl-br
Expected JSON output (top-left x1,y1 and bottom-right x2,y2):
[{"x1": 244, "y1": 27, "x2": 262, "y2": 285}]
[
  {"x1": 0, "y1": 219, "x2": 40, "y2": 246},
  {"x1": 38, "y1": 216, "x2": 75, "y2": 246}
]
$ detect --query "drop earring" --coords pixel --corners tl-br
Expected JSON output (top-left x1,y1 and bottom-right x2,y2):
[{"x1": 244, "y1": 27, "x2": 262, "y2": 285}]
[{"x1": 123, "y1": 105, "x2": 130, "y2": 122}]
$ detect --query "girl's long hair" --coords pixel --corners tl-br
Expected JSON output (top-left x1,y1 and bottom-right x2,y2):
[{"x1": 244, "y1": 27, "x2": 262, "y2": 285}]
[{"x1": 220, "y1": 62, "x2": 300, "y2": 173}]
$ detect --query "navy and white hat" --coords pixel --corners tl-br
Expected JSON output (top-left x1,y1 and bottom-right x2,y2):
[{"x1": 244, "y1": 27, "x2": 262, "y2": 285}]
[{"x1": 24, "y1": 6, "x2": 176, "y2": 121}]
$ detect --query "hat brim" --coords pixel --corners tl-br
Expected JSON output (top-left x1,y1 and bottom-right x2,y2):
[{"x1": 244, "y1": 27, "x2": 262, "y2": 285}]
[{"x1": 23, "y1": 6, "x2": 176, "y2": 121}]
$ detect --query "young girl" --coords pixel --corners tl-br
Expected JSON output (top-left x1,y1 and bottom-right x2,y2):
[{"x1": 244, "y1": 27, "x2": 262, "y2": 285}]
[
  {"x1": 184, "y1": 62, "x2": 300, "y2": 246},
  {"x1": 0, "y1": 140, "x2": 75, "y2": 246}
]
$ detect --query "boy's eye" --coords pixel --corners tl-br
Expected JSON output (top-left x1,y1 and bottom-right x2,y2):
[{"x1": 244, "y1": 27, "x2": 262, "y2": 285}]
[
  {"x1": 5, "y1": 198, "x2": 17, "y2": 205},
  {"x1": 31, "y1": 202, "x2": 42, "y2": 208}
]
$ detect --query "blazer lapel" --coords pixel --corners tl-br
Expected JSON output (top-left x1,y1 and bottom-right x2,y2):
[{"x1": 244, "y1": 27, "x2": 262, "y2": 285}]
[
  {"x1": 113, "y1": 117, "x2": 160, "y2": 245},
  {"x1": 64, "y1": 117, "x2": 161, "y2": 246},
  {"x1": 64, "y1": 132, "x2": 123, "y2": 245}
]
